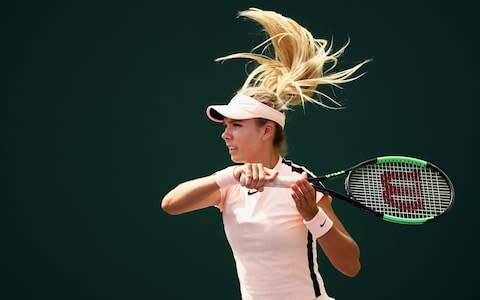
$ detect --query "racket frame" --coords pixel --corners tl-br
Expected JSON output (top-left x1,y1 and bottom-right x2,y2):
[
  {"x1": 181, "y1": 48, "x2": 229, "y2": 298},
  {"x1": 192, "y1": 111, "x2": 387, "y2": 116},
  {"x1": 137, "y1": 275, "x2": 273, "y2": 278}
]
[{"x1": 307, "y1": 156, "x2": 455, "y2": 225}]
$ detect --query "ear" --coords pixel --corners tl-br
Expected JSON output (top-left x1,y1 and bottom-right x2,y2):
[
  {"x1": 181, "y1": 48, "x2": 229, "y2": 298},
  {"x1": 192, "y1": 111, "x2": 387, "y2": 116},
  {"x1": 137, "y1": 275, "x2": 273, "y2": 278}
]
[{"x1": 261, "y1": 122, "x2": 275, "y2": 141}]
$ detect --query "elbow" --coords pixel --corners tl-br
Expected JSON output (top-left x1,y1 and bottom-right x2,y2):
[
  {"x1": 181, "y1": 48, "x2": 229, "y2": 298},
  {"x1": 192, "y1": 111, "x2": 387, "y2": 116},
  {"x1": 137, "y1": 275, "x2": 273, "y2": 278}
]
[
  {"x1": 342, "y1": 260, "x2": 361, "y2": 278},
  {"x1": 161, "y1": 195, "x2": 180, "y2": 215}
]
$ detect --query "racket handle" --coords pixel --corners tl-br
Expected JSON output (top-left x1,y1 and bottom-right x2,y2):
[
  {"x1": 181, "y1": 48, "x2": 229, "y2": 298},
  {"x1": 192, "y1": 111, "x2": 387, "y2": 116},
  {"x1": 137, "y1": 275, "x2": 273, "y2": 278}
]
[
  {"x1": 239, "y1": 174, "x2": 301, "y2": 188},
  {"x1": 267, "y1": 175, "x2": 300, "y2": 187}
]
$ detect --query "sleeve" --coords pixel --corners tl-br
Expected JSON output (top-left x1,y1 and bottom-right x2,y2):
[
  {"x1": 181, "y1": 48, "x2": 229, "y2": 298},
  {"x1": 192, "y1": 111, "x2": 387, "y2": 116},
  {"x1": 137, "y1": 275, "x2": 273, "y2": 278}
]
[
  {"x1": 215, "y1": 185, "x2": 230, "y2": 212},
  {"x1": 316, "y1": 191, "x2": 326, "y2": 203},
  {"x1": 215, "y1": 184, "x2": 242, "y2": 212}
]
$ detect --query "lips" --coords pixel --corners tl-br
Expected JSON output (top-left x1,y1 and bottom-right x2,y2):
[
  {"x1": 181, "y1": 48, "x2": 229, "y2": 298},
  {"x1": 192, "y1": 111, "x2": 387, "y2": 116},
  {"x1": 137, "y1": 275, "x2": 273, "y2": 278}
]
[{"x1": 226, "y1": 145, "x2": 238, "y2": 153}]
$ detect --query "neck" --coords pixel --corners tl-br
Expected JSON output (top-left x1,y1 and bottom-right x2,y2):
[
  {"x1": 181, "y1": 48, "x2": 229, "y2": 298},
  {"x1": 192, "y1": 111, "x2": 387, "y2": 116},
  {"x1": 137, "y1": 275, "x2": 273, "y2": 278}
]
[
  {"x1": 265, "y1": 152, "x2": 281, "y2": 169},
  {"x1": 248, "y1": 149, "x2": 280, "y2": 169}
]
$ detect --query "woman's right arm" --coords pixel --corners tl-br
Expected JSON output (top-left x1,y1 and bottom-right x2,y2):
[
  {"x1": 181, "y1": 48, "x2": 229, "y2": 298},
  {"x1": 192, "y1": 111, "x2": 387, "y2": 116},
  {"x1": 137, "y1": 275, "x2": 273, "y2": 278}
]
[
  {"x1": 161, "y1": 175, "x2": 221, "y2": 215},
  {"x1": 161, "y1": 164, "x2": 278, "y2": 215}
]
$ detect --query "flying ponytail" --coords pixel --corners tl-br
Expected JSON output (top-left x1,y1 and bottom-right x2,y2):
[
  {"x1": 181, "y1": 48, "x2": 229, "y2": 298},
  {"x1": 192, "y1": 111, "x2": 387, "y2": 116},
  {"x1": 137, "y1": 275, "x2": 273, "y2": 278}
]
[{"x1": 216, "y1": 8, "x2": 370, "y2": 112}]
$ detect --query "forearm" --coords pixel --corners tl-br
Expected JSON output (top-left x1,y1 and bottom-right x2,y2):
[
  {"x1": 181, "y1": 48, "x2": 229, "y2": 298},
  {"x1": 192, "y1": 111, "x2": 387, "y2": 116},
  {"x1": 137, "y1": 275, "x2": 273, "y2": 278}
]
[
  {"x1": 161, "y1": 175, "x2": 221, "y2": 215},
  {"x1": 291, "y1": 180, "x2": 362, "y2": 276},
  {"x1": 317, "y1": 225, "x2": 361, "y2": 277}
]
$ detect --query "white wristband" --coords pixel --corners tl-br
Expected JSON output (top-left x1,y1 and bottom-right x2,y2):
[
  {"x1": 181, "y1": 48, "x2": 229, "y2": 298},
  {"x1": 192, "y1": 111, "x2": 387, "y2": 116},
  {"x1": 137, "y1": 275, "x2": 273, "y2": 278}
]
[
  {"x1": 215, "y1": 166, "x2": 238, "y2": 188},
  {"x1": 303, "y1": 208, "x2": 333, "y2": 239}
]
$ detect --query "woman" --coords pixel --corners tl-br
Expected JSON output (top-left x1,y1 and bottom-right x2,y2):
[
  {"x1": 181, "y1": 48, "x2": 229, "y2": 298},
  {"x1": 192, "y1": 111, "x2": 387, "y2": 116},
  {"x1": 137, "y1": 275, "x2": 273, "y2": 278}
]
[{"x1": 162, "y1": 8, "x2": 369, "y2": 300}]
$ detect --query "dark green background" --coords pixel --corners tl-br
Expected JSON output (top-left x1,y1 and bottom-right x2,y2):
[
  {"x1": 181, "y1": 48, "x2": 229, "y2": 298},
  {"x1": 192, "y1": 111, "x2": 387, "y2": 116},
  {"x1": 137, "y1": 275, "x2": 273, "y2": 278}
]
[{"x1": 5, "y1": 0, "x2": 477, "y2": 299}]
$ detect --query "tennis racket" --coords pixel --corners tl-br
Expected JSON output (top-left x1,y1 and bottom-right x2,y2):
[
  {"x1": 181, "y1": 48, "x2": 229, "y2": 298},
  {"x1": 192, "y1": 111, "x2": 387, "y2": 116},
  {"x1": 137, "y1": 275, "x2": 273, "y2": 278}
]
[{"x1": 268, "y1": 156, "x2": 455, "y2": 225}]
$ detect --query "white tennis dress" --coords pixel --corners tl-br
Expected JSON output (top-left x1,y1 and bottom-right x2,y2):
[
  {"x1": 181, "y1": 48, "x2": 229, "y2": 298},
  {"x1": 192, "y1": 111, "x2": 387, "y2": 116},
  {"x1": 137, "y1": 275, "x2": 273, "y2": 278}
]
[{"x1": 217, "y1": 157, "x2": 335, "y2": 300}]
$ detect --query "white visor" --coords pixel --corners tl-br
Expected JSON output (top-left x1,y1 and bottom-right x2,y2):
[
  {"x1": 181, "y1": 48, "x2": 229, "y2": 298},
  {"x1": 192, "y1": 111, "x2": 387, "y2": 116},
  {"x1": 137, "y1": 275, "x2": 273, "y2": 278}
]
[{"x1": 206, "y1": 94, "x2": 285, "y2": 128}]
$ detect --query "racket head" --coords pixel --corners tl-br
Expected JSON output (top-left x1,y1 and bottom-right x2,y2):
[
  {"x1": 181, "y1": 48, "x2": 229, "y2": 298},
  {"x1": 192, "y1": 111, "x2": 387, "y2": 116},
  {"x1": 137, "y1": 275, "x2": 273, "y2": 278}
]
[{"x1": 345, "y1": 156, "x2": 454, "y2": 225}]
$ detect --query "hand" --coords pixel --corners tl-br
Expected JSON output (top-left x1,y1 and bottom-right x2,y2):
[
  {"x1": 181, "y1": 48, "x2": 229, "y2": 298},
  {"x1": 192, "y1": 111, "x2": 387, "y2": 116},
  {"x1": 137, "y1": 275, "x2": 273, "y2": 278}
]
[
  {"x1": 290, "y1": 176, "x2": 319, "y2": 221},
  {"x1": 233, "y1": 163, "x2": 278, "y2": 192}
]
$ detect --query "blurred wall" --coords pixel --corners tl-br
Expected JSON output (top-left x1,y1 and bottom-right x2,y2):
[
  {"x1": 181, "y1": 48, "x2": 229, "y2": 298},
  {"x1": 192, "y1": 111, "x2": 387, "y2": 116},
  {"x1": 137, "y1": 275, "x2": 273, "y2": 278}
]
[{"x1": 4, "y1": 0, "x2": 477, "y2": 299}]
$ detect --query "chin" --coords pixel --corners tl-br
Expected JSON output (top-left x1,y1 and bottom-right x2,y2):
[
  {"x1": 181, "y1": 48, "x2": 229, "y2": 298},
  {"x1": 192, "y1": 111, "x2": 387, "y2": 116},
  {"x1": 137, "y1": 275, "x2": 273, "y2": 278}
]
[{"x1": 230, "y1": 155, "x2": 243, "y2": 164}]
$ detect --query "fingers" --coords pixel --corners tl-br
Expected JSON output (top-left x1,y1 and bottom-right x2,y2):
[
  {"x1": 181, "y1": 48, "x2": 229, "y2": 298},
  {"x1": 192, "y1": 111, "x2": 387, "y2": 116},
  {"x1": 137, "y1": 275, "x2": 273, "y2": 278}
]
[
  {"x1": 238, "y1": 163, "x2": 276, "y2": 191},
  {"x1": 256, "y1": 167, "x2": 266, "y2": 192},
  {"x1": 291, "y1": 179, "x2": 313, "y2": 204},
  {"x1": 291, "y1": 178, "x2": 318, "y2": 220},
  {"x1": 242, "y1": 163, "x2": 255, "y2": 187},
  {"x1": 251, "y1": 164, "x2": 259, "y2": 187},
  {"x1": 294, "y1": 178, "x2": 316, "y2": 200},
  {"x1": 264, "y1": 169, "x2": 279, "y2": 182}
]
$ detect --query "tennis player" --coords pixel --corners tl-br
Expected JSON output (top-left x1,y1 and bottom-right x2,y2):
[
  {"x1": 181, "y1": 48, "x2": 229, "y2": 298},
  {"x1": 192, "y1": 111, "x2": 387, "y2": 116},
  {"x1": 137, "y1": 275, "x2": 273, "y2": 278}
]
[{"x1": 162, "y1": 8, "x2": 369, "y2": 300}]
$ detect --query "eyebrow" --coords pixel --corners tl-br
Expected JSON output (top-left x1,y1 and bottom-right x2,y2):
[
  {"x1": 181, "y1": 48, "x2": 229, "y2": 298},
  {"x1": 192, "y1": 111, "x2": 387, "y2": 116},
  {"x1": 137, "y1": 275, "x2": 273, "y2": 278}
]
[{"x1": 224, "y1": 118, "x2": 244, "y2": 124}]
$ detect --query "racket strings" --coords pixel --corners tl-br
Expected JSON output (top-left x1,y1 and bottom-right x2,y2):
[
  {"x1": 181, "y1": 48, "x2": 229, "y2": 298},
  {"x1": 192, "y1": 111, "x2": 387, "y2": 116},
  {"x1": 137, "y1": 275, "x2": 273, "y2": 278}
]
[{"x1": 348, "y1": 162, "x2": 452, "y2": 219}]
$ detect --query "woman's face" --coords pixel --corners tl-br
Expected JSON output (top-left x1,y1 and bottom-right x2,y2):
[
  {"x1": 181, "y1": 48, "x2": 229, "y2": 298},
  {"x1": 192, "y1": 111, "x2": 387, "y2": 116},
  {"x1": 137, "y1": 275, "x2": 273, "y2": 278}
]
[{"x1": 221, "y1": 118, "x2": 266, "y2": 163}]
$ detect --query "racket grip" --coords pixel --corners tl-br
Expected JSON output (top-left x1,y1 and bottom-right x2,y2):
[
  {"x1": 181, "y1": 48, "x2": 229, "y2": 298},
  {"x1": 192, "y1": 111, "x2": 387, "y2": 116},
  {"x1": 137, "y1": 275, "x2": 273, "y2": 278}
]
[
  {"x1": 266, "y1": 175, "x2": 300, "y2": 187},
  {"x1": 239, "y1": 174, "x2": 301, "y2": 188}
]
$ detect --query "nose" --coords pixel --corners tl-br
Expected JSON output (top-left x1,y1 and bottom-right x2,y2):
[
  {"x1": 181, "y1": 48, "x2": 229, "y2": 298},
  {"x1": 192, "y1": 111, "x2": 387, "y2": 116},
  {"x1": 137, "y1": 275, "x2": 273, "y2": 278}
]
[{"x1": 221, "y1": 127, "x2": 231, "y2": 141}]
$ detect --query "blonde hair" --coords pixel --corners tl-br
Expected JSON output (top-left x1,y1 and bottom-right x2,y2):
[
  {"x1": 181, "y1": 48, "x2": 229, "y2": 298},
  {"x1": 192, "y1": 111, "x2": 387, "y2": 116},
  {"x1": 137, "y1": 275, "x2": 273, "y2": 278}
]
[{"x1": 216, "y1": 8, "x2": 370, "y2": 112}]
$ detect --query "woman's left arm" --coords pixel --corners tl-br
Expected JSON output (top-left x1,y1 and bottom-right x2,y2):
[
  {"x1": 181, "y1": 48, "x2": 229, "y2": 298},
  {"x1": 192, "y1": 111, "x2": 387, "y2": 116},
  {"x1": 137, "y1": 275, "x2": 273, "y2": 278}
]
[
  {"x1": 291, "y1": 178, "x2": 361, "y2": 277},
  {"x1": 317, "y1": 194, "x2": 361, "y2": 277}
]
